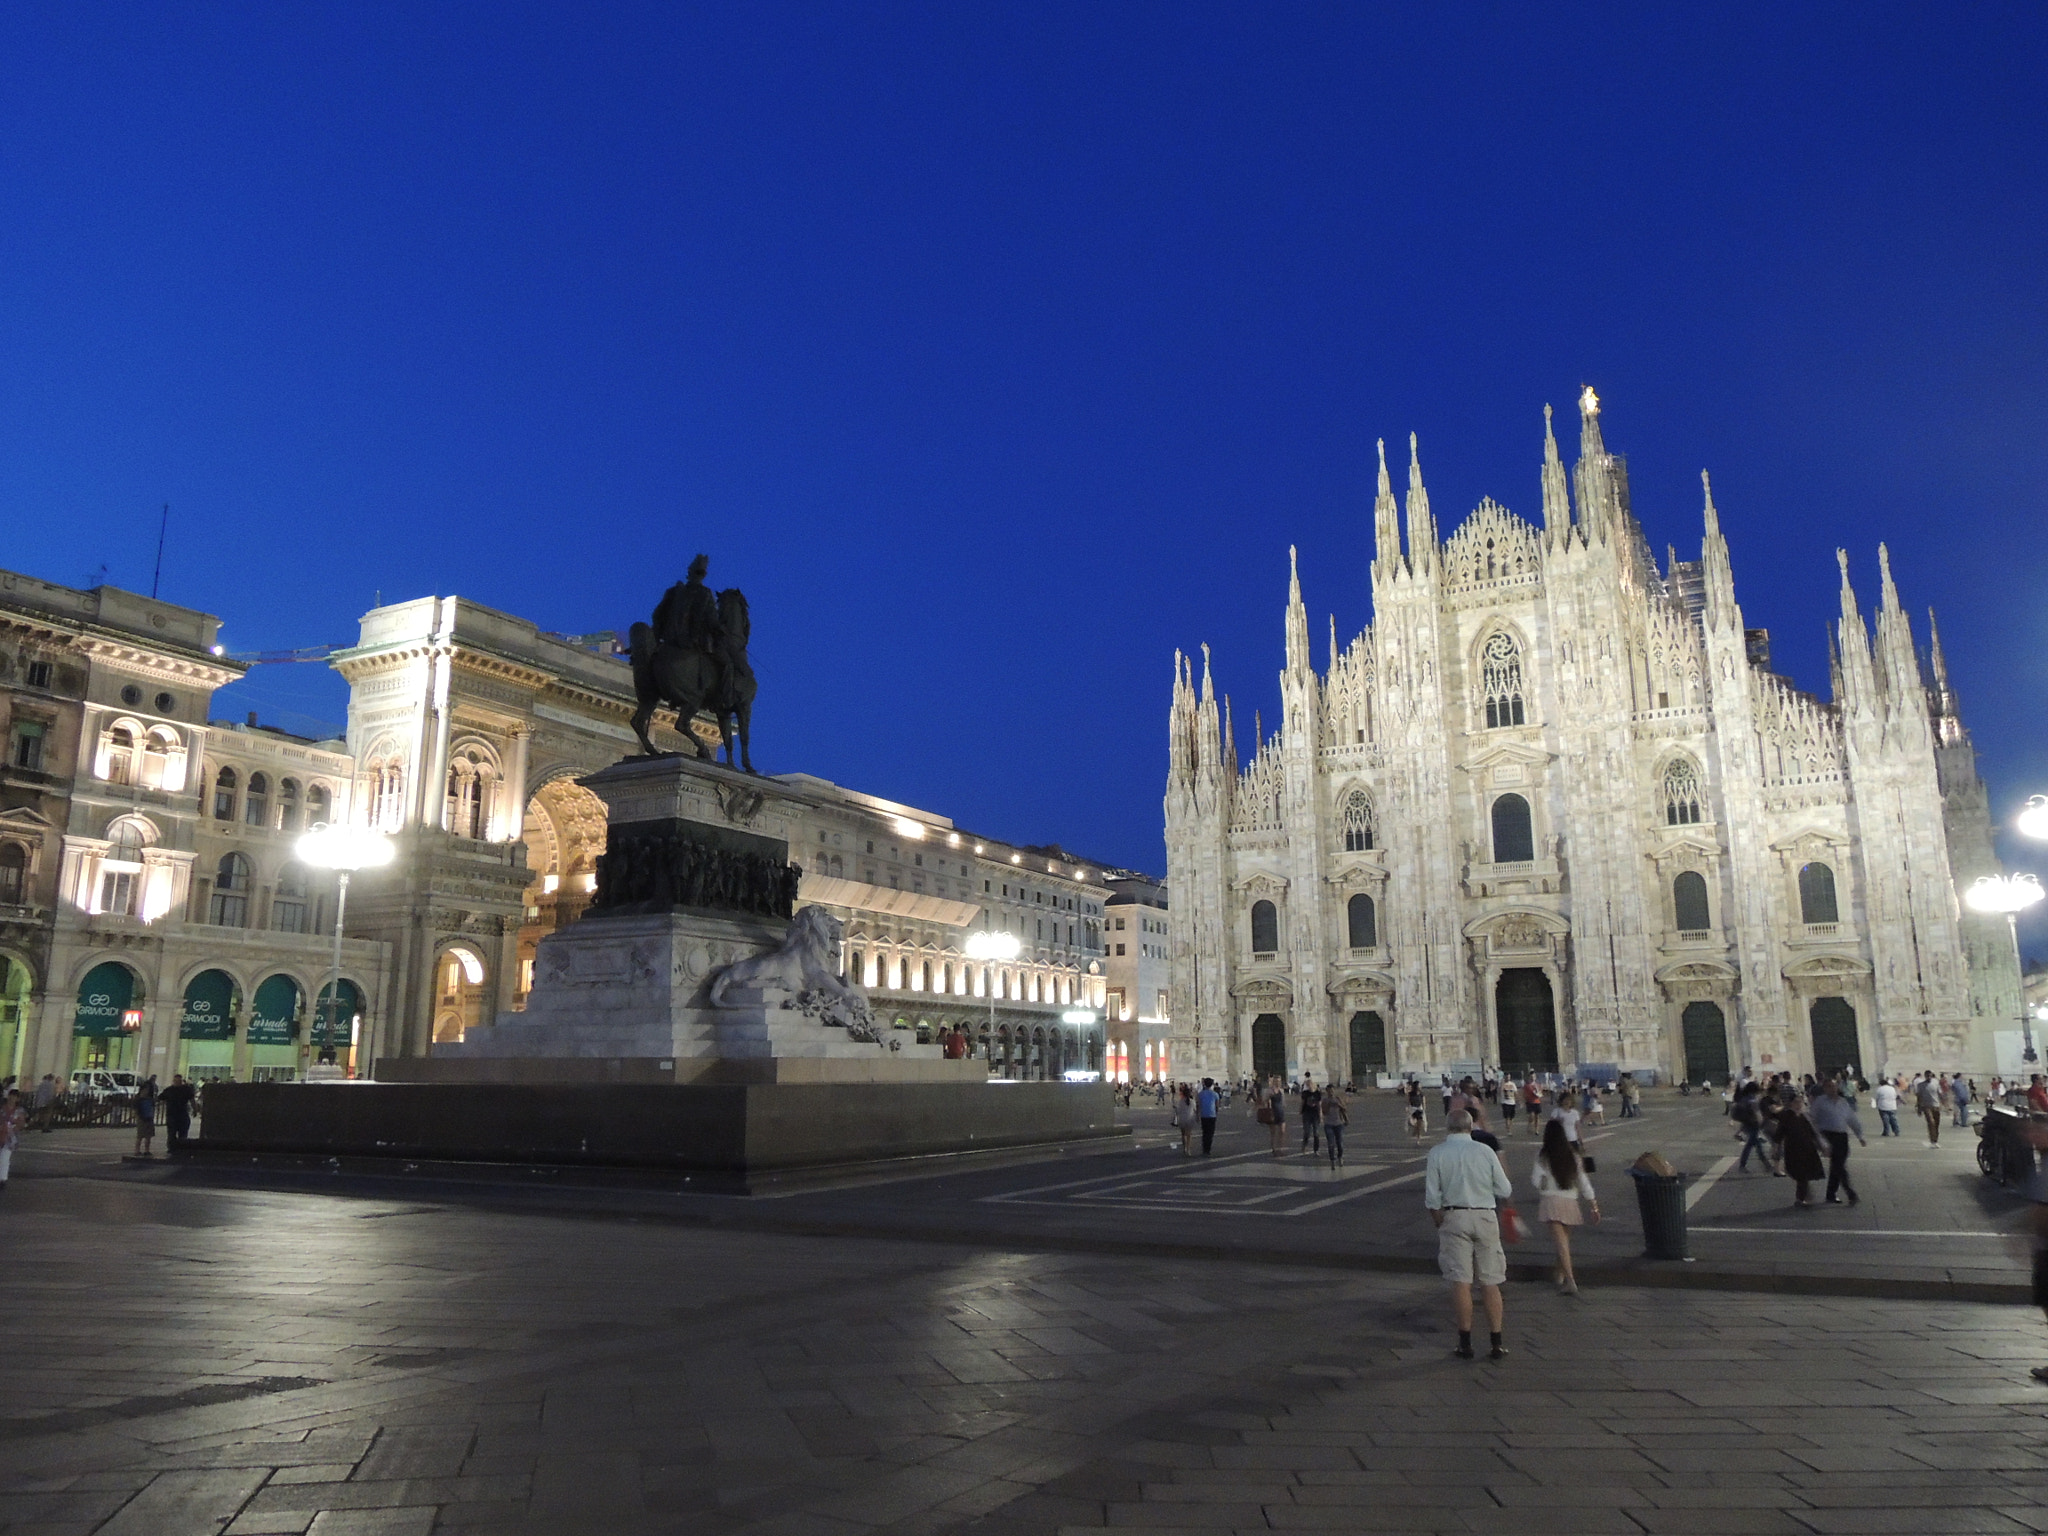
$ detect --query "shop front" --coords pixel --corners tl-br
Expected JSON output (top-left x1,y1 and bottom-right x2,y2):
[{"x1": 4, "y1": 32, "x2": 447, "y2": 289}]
[
  {"x1": 72, "y1": 960, "x2": 142, "y2": 1072},
  {"x1": 178, "y1": 968, "x2": 238, "y2": 1083},
  {"x1": 246, "y1": 974, "x2": 302, "y2": 1082}
]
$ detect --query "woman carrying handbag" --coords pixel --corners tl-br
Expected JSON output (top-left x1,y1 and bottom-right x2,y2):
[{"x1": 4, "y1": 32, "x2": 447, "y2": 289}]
[{"x1": 1532, "y1": 1118, "x2": 1600, "y2": 1295}]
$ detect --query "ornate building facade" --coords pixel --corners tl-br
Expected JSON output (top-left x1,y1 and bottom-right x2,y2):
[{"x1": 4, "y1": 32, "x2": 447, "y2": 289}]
[{"x1": 1166, "y1": 395, "x2": 2011, "y2": 1087}]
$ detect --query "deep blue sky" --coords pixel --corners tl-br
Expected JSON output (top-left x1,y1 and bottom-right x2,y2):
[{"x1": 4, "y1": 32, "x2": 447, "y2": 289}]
[{"x1": 4, "y1": 5, "x2": 2046, "y2": 902}]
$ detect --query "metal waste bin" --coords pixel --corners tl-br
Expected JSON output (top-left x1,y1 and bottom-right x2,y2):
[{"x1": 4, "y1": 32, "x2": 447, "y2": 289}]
[{"x1": 1628, "y1": 1168, "x2": 1690, "y2": 1260}]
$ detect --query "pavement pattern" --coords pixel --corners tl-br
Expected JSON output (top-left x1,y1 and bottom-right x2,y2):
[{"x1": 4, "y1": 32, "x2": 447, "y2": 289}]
[{"x1": 1, "y1": 1093, "x2": 2044, "y2": 1534}]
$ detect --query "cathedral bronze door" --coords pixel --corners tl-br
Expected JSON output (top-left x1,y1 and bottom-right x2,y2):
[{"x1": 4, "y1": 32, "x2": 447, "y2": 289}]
[
  {"x1": 1348, "y1": 1011, "x2": 1387, "y2": 1082},
  {"x1": 1681, "y1": 1001, "x2": 1731, "y2": 1085},
  {"x1": 1809, "y1": 997, "x2": 1860, "y2": 1082},
  {"x1": 1251, "y1": 1014, "x2": 1286, "y2": 1083},
  {"x1": 1495, "y1": 969, "x2": 1558, "y2": 1074}
]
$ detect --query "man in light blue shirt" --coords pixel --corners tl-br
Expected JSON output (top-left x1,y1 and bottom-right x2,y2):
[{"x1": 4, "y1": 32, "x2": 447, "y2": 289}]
[
  {"x1": 1424, "y1": 1109, "x2": 1514, "y2": 1359},
  {"x1": 1196, "y1": 1078, "x2": 1219, "y2": 1156}
]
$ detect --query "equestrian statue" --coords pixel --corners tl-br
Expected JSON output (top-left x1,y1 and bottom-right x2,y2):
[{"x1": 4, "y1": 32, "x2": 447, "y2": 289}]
[{"x1": 628, "y1": 554, "x2": 759, "y2": 771}]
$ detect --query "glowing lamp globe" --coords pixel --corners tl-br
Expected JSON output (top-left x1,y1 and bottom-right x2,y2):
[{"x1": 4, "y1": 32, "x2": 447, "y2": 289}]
[
  {"x1": 296, "y1": 825, "x2": 396, "y2": 874},
  {"x1": 1965, "y1": 873, "x2": 2045, "y2": 917}
]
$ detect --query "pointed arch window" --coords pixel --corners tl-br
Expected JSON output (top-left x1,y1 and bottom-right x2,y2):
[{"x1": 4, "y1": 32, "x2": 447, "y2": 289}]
[
  {"x1": 1481, "y1": 632, "x2": 1526, "y2": 729},
  {"x1": 1663, "y1": 758, "x2": 1703, "y2": 825},
  {"x1": 1249, "y1": 899, "x2": 1279, "y2": 955},
  {"x1": 1341, "y1": 789, "x2": 1375, "y2": 852}
]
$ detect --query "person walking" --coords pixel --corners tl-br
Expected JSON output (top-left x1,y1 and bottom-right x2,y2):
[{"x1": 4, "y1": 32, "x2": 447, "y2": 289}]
[
  {"x1": 1872, "y1": 1076, "x2": 1901, "y2": 1137},
  {"x1": 1521, "y1": 1076, "x2": 1542, "y2": 1135},
  {"x1": 1196, "y1": 1077, "x2": 1219, "y2": 1156},
  {"x1": 1299, "y1": 1077, "x2": 1323, "y2": 1156},
  {"x1": 0, "y1": 1087, "x2": 23, "y2": 1192},
  {"x1": 1424, "y1": 1109, "x2": 1513, "y2": 1360},
  {"x1": 2030, "y1": 1074, "x2": 2048, "y2": 1113},
  {"x1": 1619, "y1": 1073, "x2": 1642, "y2": 1119},
  {"x1": 1498, "y1": 1075, "x2": 1519, "y2": 1134},
  {"x1": 1265, "y1": 1076, "x2": 1288, "y2": 1158},
  {"x1": 1810, "y1": 1078, "x2": 1866, "y2": 1205},
  {"x1": 1733, "y1": 1084, "x2": 1773, "y2": 1173},
  {"x1": 132, "y1": 1075, "x2": 159, "y2": 1158},
  {"x1": 1953, "y1": 1074, "x2": 1973, "y2": 1130},
  {"x1": 1915, "y1": 1071, "x2": 1943, "y2": 1146},
  {"x1": 1532, "y1": 1118, "x2": 1599, "y2": 1294},
  {"x1": 1171, "y1": 1084, "x2": 1197, "y2": 1155},
  {"x1": 160, "y1": 1074, "x2": 198, "y2": 1152},
  {"x1": 1778, "y1": 1095, "x2": 1827, "y2": 1206},
  {"x1": 30, "y1": 1073, "x2": 57, "y2": 1131},
  {"x1": 1406, "y1": 1078, "x2": 1427, "y2": 1142},
  {"x1": 1323, "y1": 1086, "x2": 1349, "y2": 1167}
]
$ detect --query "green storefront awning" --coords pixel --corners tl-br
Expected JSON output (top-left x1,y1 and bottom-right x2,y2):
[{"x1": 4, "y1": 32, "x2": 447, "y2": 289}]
[
  {"x1": 248, "y1": 974, "x2": 301, "y2": 1046},
  {"x1": 181, "y1": 969, "x2": 237, "y2": 1041},
  {"x1": 74, "y1": 961, "x2": 137, "y2": 1039}
]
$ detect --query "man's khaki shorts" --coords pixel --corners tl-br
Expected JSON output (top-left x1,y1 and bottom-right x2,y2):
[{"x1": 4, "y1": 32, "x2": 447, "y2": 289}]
[{"x1": 1436, "y1": 1207, "x2": 1506, "y2": 1286}]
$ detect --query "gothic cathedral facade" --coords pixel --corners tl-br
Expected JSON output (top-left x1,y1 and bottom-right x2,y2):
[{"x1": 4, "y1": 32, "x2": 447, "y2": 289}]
[{"x1": 1165, "y1": 395, "x2": 2014, "y2": 1088}]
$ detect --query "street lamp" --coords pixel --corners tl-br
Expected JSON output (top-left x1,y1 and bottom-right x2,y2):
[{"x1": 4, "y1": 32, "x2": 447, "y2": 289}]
[
  {"x1": 1965, "y1": 872, "x2": 2044, "y2": 1065},
  {"x1": 296, "y1": 824, "x2": 394, "y2": 1076},
  {"x1": 2019, "y1": 796, "x2": 2048, "y2": 843},
  {"x1": 964, "y1": 930, "x2": 1021, "y2": 1068}
]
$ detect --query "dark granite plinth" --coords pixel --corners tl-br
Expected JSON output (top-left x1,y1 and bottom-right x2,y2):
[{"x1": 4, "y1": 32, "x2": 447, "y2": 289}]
[{"x1": 193, "y1": 1079, "x2": 1122, "y2": 1175}]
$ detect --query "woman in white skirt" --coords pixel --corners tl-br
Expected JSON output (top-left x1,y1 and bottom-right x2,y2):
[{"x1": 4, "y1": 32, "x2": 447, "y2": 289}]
[{"x1": 1533, "y1": 1118, "x2": 1600, "y2": 1295}]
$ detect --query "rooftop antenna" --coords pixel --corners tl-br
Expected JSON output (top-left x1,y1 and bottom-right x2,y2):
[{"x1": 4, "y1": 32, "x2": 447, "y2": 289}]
[{"x1": 151, "y1": 503, "x2": 168, "y2": 599}]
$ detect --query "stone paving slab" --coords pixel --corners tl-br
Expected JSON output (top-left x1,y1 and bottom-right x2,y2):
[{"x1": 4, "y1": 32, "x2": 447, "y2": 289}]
[{"x1": 5, "y1": 1155, "x2": 2048, "y2": 1534}]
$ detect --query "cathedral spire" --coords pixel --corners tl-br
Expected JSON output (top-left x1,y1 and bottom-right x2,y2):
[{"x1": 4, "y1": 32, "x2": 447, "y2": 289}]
[
  {"x1": 1199, "y1": 642, "x2": 1215, "y2": 703},
  {"x1": 1834, "y1": 548, "x2": 1877, "y2": 715},
  {"x1": 1283, "y1": 546, "x2": 1311, "y2": 674},
  {"x1": 1699, "y1": 469, "x2": 1736, "y2": 630},
  {"x1": 1222, "y1": 693, "x2": 1236, "y2": 770},
  {"x1": 1928, "y1": 607, "x2": 1951, "y2": 691},
  {"x1": 1572, "y1": 387, "x2": 1621, "y2": 544},
  {"x1": 1578, "y1": 385, "x2": 1604, "y2": 456},
  {"x1": 1405, "y1": 432, "x2": 1438, "y2": 576},
  {"x1": 1329, "y1": 613, "x2": 1338, "y2": 672},
  {"x1": 1540, "y1": 403, "x2": 1571, "y2": 538},
  {"x1": 1372, "y1": 436, "x2": 1402, "y2": 574}
]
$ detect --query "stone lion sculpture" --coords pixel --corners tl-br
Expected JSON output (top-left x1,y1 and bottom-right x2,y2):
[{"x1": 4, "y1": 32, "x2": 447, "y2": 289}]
[{"x1": 706, "y1": 906, "x2": 886, "y2": 1045}]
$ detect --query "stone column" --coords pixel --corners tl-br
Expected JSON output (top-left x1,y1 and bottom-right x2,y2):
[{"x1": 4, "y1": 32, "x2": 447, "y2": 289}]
[{"x1": 504, "y1": 727, "x2": 531, "y2": 842}]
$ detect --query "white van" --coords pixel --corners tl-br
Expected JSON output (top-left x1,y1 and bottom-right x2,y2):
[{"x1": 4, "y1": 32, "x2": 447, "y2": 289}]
[{"x1": 68, "y1": 1069, "x2": 139, "y2": 1099}]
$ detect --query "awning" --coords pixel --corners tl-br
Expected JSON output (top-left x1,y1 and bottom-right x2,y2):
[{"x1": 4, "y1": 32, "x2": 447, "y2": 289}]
[
  {"x1": 798, "y1": 875, "x2": 981, "y2": 928},
  {"x1": 73, "y1": 961, "x2": 136, "y2": 1038},
  {"x1": 247, "y1": 974, "x2": 301, "y2": 1046},
  {"x1": 181, "y1": 969, "x2": 238, "y2": 1040}
]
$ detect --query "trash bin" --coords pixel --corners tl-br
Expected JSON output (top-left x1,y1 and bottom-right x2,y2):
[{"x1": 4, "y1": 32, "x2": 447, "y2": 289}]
[{"x1": 1629, "y1": 1167, "x2": 1690, "y2": 1260}]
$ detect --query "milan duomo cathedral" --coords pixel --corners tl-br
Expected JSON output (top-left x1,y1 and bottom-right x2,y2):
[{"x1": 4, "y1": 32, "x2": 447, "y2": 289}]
[{"x1": 1165, "y1": 393, "x2": 2016, "y2": 1089}]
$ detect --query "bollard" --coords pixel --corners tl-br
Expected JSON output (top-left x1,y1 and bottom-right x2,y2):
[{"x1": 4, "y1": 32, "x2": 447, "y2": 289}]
[{"x1": 1628, "y1": 1167, "x2": 1690, "y2": 1260}]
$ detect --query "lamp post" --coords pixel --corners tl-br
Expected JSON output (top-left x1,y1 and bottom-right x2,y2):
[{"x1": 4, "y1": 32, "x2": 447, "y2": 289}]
[
  {"x1": 1965, "y1": 872, "x2": 2044, "y2": 1065},
  {"x1": 964, "y1": 930, "x2": 1020, "y2": 1073},
  {"x1": 296, "y1": 824, "x2": 395, "y2": 1078}
]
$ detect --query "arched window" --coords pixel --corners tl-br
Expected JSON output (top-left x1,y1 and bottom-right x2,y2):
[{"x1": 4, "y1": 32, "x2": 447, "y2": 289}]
[
  {"x1": 370, "y1": 762, "x2": 404, "y2": 830},
  {"x1": 210, "y1": 852, "x2": 252, "y2": 927},
  {"x1": 446, "y1": 760, "x2": 487, "y2": 839},
  {"x1": 273, "y1": 862, "x2": 309, "y2": 934},
  {"x1": 846, "y1": 947, "x2": 863, "y2": 983},
  {"x1": 1491, "y1": 793, "x2": 1535, "y2": 863},
  {"x1": 0, "y1": 841, "x2": 26, "y2": 905},
  {"x1": 1250, "y1": 899, "x2": 1279, "y2": 954},
  {"x1": 212, "y1": 766, "x2": 238, "y2": 822},
  {"x1": 1341, "y1": 789, "x2": 1375, "y2": 852},
  {"x1": 1673, "y1": 871, "x2": 1711, "y2": 932},
  {"x1": 1347, "y1": 893, "x2": 1377, "y2": 949},
  {"x1": 1480, "y1": 632, "x2": 1526, "y2": 729},
  {"x1": 1663, "y1": 758, "x2": 1703, "y2": 825},
  {"x1": 1798, "y1": 862, "x2": 1839, "y2": 925},
  {"x1": 140, "y1": 730, "x2": 171, "y2": 789},
  {"x1": 244, "y1": 772, "x2": 269, "y2": 827},
  {"x1": 920, "y1": 961, "x2": 932, "y2": 992},
  {"x1": 98, "y1": 822, "x2": 146, "y2": 917},
  {"x1": 104, "y1": 726, "x2": 136, "y2": 785},
  {"x1": 306, "y1": 783, "x2": 332, "y2": 825},
  {"x1": 277, "y1": 779, "x2": 302, "y2": 832}
]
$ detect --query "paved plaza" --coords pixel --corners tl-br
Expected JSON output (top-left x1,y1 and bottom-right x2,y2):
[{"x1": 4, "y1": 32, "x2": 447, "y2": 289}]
[{"x1": 2, "y1": 1094, "x2": 2047, "y2": 1535}]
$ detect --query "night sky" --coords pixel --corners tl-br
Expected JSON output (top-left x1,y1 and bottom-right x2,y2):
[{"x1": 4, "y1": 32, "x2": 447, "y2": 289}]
[{"x1": 3, "y1": 6, "x2": 2045, "y2": 913}]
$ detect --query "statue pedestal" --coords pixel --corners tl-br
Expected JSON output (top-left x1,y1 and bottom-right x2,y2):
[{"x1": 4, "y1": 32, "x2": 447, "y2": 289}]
[{"x1": 414, "y1": 754, "x2": 981, "y2": 1086}]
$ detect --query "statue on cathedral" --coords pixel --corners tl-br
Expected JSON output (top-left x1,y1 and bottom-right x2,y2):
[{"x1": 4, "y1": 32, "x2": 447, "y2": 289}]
[{"x1": 628, "y1": 554, "x2": 759, "y2": 772}]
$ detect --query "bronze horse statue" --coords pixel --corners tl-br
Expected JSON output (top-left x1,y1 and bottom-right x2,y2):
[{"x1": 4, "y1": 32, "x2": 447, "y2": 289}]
[{"x1": 628, "y1": 561, "x2": 758, "y2": 772}]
